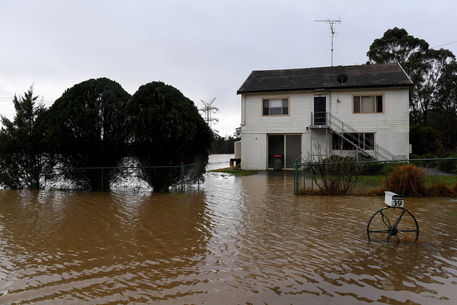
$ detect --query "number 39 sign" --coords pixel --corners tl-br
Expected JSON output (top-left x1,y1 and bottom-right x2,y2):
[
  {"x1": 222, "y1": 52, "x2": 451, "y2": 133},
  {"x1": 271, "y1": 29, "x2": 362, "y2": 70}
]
[{"x1": 384, "y1": 191, "x2": 404, "y2": 208}]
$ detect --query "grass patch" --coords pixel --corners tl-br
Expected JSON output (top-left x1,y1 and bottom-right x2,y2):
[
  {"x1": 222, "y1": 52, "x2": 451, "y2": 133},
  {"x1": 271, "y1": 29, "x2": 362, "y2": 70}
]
[
  {"x1": 299, "y1": 173, "x2": 457, "y2": 197},
  {"x1": 211, "y1": 168, "x2": 258, "y2": 176},
  {"x1": 425, "y1": 175, "x2": 457, "y2": 185},
  {"x1": 358, "y1": 174, "x2": 457, "y2": 188}
]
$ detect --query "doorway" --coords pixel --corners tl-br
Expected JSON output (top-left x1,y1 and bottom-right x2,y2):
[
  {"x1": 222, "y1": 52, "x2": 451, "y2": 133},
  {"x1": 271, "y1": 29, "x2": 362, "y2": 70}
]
[
  {"x1": 267, "y1": 135, "x2": 301, "y2": 169},
  {"x1": 314, "y1": 96, "x2": 327, "y2": 125}
]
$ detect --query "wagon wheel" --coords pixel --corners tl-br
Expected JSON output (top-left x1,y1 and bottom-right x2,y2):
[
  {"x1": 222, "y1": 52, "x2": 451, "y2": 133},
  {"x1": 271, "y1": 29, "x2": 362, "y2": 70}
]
[{"x1": 367, "y1": 207, "x2": 419, "y2": 243}]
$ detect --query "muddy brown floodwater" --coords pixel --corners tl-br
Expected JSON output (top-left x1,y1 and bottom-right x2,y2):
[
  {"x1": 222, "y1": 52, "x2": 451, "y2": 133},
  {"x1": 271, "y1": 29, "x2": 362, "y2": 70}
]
[{"x1": 0, "y1": 154, "x2": 456, "y2": 304}]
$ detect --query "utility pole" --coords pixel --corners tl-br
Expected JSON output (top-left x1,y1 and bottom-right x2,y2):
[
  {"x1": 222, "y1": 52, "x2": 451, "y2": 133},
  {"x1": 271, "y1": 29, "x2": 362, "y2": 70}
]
[
  {"x1": 314, "y1": 18, "x2": 341, "y2": 66},
  {"x1": 200, "y1": 97, "x2": 218, "y2": 128}
]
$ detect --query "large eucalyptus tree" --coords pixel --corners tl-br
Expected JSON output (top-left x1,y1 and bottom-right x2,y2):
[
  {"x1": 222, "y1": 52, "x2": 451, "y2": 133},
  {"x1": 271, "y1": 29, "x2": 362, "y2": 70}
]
[{"x1": 367, "y1": 28, "x2": 457, "y2": 153}]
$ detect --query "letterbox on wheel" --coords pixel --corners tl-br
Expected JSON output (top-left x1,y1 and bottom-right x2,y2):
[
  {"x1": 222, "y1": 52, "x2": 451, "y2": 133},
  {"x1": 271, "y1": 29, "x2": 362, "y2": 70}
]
[{"x1": 384, "y1": 191, "x2": 404, "y2": 208}]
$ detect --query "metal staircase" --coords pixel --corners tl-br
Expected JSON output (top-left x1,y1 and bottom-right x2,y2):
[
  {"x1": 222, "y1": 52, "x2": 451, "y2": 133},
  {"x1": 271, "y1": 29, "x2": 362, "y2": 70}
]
[{"x1": 310, "y1": 112, "x2": 397, "y2": 161}]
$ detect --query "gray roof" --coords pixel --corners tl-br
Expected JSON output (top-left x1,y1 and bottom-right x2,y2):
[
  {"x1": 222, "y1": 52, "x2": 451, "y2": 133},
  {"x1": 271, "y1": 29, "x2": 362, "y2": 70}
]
[{"x1": 237, "y1": 63, "x2": 413, "y2": 94}]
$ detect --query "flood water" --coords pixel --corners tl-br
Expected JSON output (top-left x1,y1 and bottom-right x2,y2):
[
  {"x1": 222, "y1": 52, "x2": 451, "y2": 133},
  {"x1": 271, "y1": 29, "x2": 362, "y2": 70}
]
[{"x1": 0, "y1": 155, "x2": 456, "y2": 304}]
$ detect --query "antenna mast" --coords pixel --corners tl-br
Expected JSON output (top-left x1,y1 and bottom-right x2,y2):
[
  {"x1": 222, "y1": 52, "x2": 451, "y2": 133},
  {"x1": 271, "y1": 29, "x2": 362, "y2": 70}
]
[
  {"x1": 314, "y1": 18, "x2": 341, "y2": 66},
  {"x1": 200, "y1": 97, "x2": 218, "y2": 129}
]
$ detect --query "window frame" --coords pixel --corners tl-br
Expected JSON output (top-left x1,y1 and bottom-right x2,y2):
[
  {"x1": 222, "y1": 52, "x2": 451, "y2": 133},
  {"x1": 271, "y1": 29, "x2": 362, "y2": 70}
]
[
  {"x1": 262, "y1": 97, "x2": 290, "y2": 116},
  {"x1": 352, "y1": 94, "x2": 384, "y2": 114},
  {"x1": 332, "y1": 132, "x2": 375, "y2": 151}
]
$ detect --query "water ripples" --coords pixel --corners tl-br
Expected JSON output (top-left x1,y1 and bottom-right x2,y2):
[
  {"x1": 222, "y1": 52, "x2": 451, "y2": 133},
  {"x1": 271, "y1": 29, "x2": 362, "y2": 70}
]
[{"x1": 0, "y1": 165, "x2": 455, "y2": 303}]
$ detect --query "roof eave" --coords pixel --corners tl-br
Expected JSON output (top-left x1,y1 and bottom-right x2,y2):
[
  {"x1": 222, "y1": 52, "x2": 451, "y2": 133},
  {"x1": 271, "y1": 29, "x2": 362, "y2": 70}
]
[{"x1": 237, "y1": 83, "x2": 413, "y2": 95}]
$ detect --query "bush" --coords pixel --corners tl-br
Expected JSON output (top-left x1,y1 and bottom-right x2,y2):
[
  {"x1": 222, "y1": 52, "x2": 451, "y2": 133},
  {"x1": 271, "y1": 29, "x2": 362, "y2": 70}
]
[
  {"x1": 451, "y1": 182, "x2": 457, "y2": 195},
  {"x1": 387, "y1": 165, "x2": 426, "y2": 197},
  {"x1": 306, "y1": 154, "x2": 362, "y2": 195},
  {"x1": 360, "y1": 162, "x2": 384, "y2": 175},
  {"x1": 427, "y1": 181, "x2": 457, "y2": 197},
  {"x1": 384, "y1": 162, "x2": 410, "y2": 175},
  {"x1": 409, "y1": 154, "x2": 420, "y2": 159},
  {"x1": 409, "y1": 124, "x2": 441, "y2": 155},
  {"x1": 437, "y1": 154, "x2": 457, "y2": 174}
]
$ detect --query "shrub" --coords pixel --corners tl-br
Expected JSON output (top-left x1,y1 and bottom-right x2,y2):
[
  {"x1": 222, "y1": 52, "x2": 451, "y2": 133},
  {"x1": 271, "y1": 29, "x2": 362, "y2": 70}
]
[
  {"x1": 380, "y1": 162, "x2": 410, "y2": 177},
  {"x1": 427, "y1": 181, "x2": 456, "y2": 197},
  {"x1": 359, "y1": 160, "x2": 384, "y2": 175},
  {"x1": 451, "y1": 182, "x2": 457, "y2": 195},
  {"x1": 437, "y1": 155, "x2": 457, "y2": 174},
  {"x1": 409, "y1": 154, "x2": 420, "y2": 159},
  {"x1": 387, "y1": 165, "x2": 426, "y2": 197},
  {"x1": 409, "y1": 124, "x2": 441, "y2": 156},
  {"x1": 304, "y1": 152, "x2": 362, "y2": 195}
]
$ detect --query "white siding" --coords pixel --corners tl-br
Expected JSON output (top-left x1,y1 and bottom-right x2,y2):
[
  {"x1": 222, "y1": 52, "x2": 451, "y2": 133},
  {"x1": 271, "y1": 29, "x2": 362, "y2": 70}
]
[
  {"x1": 242, "y1": 93, "x2": 312, "y2": 134},
  {"x1": 239, "y1": 87, "x2": 410, "y2": 169},
  {"x1": 240, "y1": 133, "x2": 267, "y2": 170},
  {"x1": 328, "y1": 88, "x2": 410, "y2": 159},
  {"x1": 330, "y1": 88, "x2": 409, "y2": 132}
]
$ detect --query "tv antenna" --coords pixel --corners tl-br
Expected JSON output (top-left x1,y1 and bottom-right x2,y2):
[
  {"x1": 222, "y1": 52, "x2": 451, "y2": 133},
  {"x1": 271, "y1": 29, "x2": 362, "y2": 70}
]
[
  {"x1": 200, "y1": 97, "x2": 218, "y2": 128},
  {"x1": 314, "y1": 18, "x2": 341, "y2": 66}
]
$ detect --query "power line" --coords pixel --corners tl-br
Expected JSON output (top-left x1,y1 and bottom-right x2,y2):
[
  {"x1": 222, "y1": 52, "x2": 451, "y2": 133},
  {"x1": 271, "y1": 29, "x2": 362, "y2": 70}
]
[
  {"x1": 431, "y1": 40, "x2": 457, "y2": 49},
  {"x1": 0, "y1": 96, "x2": 53, "y2": 104}
]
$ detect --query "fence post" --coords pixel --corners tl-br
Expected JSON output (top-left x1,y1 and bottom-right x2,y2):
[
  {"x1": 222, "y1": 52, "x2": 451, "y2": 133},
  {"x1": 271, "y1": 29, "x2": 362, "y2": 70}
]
[
  {"x1": 180, "y1": 162, "x2": 185, "y2": 193},
  {"x1": 33, "y1": 168, "x2": 37, "y2": 189},
  {"x1": 384, "y1": 161, "x2": 388, "y2": 189},
  {"x1": 294, "y1": 160, "x2": 298, "y2": 195},
  {"x1": 101, "y1": 168, "x2": 104, "y2": 192}
]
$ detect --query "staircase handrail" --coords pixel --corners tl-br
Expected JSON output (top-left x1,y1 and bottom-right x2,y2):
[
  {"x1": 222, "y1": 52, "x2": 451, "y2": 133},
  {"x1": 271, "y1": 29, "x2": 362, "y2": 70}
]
[
  {"x1": 327, "y1": 112, "x2": 397, "y2": 160},
  {"x1": 310, "y1": 112, "x2": 397, "y2": 160}
]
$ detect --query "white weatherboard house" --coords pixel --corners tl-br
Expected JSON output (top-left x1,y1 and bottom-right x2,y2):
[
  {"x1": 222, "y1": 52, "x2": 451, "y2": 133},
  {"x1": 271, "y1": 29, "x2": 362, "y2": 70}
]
[{"x1": 236, "y1": 63, "x2": 413, "y2": 170}]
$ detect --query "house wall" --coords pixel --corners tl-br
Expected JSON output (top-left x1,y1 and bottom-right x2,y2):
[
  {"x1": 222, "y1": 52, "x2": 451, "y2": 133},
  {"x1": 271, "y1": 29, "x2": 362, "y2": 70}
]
[
  {"x1": 240, "y1": 92, "x2": 311, "y2": 170},
  {"x1": 239, "y1": 87, "x2": 410, "y2": 170},
  {"x1": 239, "y1": 133, "x2": 267, "y2": 170},
  {"x1": 328, "y1": 88, "x2": 410, "y2": 159}
]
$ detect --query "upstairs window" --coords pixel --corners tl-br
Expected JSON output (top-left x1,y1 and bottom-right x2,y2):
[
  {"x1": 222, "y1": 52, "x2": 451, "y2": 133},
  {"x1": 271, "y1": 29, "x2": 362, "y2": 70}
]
[
  {"x1": 263, "y1": 98, "x2": 289, "y2": 115},
  {"x1": 353, "y1": 95, "x2": 383, "y2": 113}
]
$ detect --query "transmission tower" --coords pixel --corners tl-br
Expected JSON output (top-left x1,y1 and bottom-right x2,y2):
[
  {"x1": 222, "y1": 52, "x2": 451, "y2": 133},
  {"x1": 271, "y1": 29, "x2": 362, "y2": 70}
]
[
  {"x1": 315, "y1": 18, "x2": 341, "y2": 66},
  {"x1": 200, "y1": 97, "x2": 218, "y2": 128}
]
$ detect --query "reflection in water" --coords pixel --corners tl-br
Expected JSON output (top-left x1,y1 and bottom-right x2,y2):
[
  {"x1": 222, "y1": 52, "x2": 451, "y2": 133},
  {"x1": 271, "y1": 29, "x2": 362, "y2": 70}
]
[
  {"x1": 0, "y1": 190, "x2": 211, "y2": 304},
  {"x1": 0, "y1": 156, "x2": 455, "y2": 304}
]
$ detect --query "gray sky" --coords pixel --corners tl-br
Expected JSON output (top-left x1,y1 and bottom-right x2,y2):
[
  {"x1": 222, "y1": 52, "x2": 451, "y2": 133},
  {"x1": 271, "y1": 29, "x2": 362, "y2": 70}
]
[{"x1": 1, "y1": 0, "x2": 456, "y2": 136}]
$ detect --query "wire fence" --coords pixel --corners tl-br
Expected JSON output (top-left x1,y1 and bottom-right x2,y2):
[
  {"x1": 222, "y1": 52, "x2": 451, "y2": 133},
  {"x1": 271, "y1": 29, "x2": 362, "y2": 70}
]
[
  {"x1": 294, "y1": 158, "x2": 457, "y2": 195},
  {"x1": 0, "y1": 163, "x2": 200, "y2": 193}
]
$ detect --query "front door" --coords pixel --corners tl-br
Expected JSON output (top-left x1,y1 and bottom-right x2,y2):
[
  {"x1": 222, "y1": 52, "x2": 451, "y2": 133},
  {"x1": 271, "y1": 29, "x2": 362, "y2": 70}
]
[{"x1": 314, "y1": 96, "x2": 327, "y2": 125}]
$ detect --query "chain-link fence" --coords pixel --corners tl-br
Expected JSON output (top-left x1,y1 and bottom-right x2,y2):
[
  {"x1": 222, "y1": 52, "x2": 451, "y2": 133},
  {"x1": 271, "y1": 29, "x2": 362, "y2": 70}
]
[
  {"x1": 0, "y1": 163, "x2": 200, "y2": 192},
  {"x1": 294, "y1": 158, "x2": 457, "y2": 195}
]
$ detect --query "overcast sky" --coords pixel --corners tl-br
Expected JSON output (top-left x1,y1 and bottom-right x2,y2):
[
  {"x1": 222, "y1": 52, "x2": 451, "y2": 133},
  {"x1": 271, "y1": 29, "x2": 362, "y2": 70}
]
[{"x1": 1, "y1": 0, "x2": 456, "y2": 136}]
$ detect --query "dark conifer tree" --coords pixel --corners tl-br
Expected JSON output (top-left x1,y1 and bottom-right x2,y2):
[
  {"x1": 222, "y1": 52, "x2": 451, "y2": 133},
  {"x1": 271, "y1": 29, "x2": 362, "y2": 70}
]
[
  {"x1": 0, "y1": 86, "x2": 47, "y2": 189},
  {"x1": 127, "y1": 81, "x2": 213, "y2": 192}
]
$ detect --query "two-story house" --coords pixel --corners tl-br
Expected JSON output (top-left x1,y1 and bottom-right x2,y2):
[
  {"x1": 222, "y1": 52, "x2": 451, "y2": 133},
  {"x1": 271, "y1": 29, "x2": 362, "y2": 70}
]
[{"x1": 236, "y1": 63, "x2": 413, "y2": 170}]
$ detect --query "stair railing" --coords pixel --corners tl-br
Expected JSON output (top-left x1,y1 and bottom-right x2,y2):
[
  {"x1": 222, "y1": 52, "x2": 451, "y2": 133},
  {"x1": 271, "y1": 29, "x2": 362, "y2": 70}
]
[{"x1": 311, "y1": 112, "x2": 397, "y2": 161}]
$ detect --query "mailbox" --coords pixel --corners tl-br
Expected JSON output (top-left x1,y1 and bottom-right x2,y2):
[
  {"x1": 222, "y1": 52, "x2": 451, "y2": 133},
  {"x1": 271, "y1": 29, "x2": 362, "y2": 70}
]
[{"x1": 384, "y1": 191, "x2": 404, "y2": 207}]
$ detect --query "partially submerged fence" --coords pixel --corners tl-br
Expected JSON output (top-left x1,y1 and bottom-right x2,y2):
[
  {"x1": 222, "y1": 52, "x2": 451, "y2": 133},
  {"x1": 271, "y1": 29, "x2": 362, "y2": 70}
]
[
  {"x1": 294, "y1": 158, "x2": 457, "y2": 195},
  {"x1": 0, "y1": 162, "x2": 200, "y2": 193}
]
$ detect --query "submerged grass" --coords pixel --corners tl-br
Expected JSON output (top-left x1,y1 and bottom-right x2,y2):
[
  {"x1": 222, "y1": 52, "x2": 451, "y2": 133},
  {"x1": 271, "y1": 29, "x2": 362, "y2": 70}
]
[
  {"x1": 210, "y1": 168, "x2": 258, "y2": 176},
  {"x1": 299, "y1": 173, "x2": 457, "y2": 197},
  {"x1": 425, "y1": 175, "x2": 457, "y2": 185},
  {"x1": 297, "y1": 160, "x2": 457, "y2": 197},
  {"x1": 357, "y1": 174, "x2": 457, "y2": 187}
]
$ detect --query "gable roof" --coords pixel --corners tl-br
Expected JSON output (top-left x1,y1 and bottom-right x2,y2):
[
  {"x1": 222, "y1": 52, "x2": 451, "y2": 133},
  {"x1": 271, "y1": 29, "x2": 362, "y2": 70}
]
[{"x1": 237, "y1": 63, "x2": 413, "y2": 94}]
